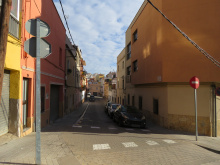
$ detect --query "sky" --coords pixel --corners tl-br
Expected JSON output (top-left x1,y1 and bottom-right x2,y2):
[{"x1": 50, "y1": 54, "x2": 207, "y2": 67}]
[{"x1": 53, "y1": 0, "x2": 144, "y2": 75}]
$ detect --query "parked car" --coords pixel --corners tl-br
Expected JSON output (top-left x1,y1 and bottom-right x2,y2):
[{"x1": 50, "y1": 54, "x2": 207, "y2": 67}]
[
  {"x1": 108, "y1": 104, "x2": 120, "y2": 118},
  {"x1": 105, "y1": 101, "x2": 112, "y2": 113},
  {"x1": 113, "y1": 105, "x2": 146, "y2": 128},
  {"x1": 89, "y1": 95, "x2": 95, "y2": 102}
]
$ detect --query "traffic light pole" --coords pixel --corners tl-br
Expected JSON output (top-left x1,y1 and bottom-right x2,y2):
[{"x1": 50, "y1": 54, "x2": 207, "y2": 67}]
[{"x1": 35, "y1": 18, "x2": 41, "y2": 165}]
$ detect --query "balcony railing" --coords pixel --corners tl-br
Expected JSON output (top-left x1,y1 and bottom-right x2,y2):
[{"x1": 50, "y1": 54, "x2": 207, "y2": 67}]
[{"x1": 9, "y1": 15, "x2": 20, "y2": 39}]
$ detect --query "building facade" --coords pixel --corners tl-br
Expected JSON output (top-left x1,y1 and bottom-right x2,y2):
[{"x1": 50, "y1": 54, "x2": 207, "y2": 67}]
[
  {"x1": 65, "y1": 36, "x2": 77, "y2": 114},
  {"x1": 122, "y1": 0, "x2": 220, "y2": 136},
  {"x1": 117, "y1": 49, "x2": 126, "y2": 105},
  {"x1": 0, "y1": 0, "x2": 22, "y2": 136},
  {"x1": 20, "y1": 0, "x2": 66, "y2": 132}
]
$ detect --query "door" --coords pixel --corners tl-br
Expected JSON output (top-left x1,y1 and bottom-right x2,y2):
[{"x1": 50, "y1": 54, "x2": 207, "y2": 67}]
[
  {"x1": 22, "y1": 78, "x2": 29, "y2": 128},
  {"x1": 50, "y1": 85, "x2": 59, "y2": 122},
  {"x1": 0, "y1": 71, "x2": 10, "y2": 136}
]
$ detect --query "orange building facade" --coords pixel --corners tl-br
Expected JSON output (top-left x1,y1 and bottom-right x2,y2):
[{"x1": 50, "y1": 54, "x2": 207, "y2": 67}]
[
  {"x1": 124, "y1": 0, "x2": 220, "y2": 136},
  {"x1": 20, "y1": 0, "x2": 66, "y2": 136}
]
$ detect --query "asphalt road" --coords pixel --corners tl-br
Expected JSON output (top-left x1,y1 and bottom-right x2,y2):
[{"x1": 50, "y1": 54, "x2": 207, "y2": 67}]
[
  {"x1": 0, "y1": 97, "x2": 220, "y2": 165},
  {"x1": 59, "y1": 97, "x2": 220, "y2": 165}
]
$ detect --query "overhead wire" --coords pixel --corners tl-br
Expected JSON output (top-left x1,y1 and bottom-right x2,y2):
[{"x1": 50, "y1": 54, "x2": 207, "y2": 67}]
[
  {"x1": 58, "y1": 0, "x2": 75, "y2": 45},
  {"x1": 147, "y1": 0, "x2": 220, "y2": 68}
]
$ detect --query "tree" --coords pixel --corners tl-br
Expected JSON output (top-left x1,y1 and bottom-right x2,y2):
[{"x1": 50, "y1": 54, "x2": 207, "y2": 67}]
[{"x1": 0, "y1": 0, "x2": 12, "y2": 103}]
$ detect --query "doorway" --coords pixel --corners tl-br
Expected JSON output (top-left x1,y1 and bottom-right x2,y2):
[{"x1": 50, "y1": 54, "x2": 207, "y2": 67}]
[{"x1": 22, "y1": 78, "x2": 29, "y2": 128}]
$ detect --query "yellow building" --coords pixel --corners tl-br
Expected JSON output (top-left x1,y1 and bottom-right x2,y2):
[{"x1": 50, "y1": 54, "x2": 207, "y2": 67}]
[
  {"x1": 0, "y1": 2, "x2": 22, "y2": 137},
  {"x1": 117, "y1": 48, "x2": 126, "y2": 105}
]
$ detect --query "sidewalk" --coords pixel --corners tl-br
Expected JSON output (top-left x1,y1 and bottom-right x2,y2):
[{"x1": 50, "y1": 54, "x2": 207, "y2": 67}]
[
  {"x1": 0, "y1": 101, "x2": 89, "y2": 165},
  {"x1": 148, "y1": 121, "x2": 220, "y2": 153}
]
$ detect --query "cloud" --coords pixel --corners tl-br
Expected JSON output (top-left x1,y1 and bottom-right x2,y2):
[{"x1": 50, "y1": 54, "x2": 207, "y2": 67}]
[{"x1": 53, "y1": 0, "x2": 144, "y2": 75}]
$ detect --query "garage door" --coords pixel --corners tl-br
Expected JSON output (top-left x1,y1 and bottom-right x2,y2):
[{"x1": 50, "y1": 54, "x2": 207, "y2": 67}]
[{"x1": 0, "y1": 71, "x2": 10, "y2": 136}]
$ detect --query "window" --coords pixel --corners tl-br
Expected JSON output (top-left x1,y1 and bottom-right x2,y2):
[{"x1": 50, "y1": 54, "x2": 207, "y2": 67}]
[
  {"x1": 139, "y1": 96, "x2": 142, "y2": 110},
  {"x1": 153, "y1": 99, "x2": 159, "y2": 115},
  {"x1": 118, "y1": 65, "x2": 119, "y2": 71},
  {"x1": 59, "y1": 48, "x2": 62, "y2": 67},
  {"x1": 11, "y1": 0, "x2": 20, "y2": 20},
  {"x1": 127, "y1": 66, "x2": 131, "y2": 75},
  {"x1": 122, "y1": 61, "x2": 124, "y2": 69},
  {"x1": 67, "y1": 60, "x2": 70, "y2": 69},
  {"x1": 133, "y1": 60, "x2": 138, "y2": 72},
  {"x1": 132, "y1": 96, "x2": 135, "y2": 106},
  {"x1": 127, "y1": 43, "x2": 131, "y2": 60},
  {"x1": 41, "y1": 87, "x2": 45, "y2": 113},
  {"x1": 127, "y1": 94, "x2": 130, "y2": 105},
  {"x1": 133, "y1": 29, "x2": 138, "y2": 42}
]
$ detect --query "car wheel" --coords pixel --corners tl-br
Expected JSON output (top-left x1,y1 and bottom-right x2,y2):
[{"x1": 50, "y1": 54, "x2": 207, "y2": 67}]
[
  {"x1": 118, "y1": 120, "x2": 124, "y2": 127},
  {"x1": 140, "y1": 125, "x2": 146, "y2": 129},
  {"x1": 113, "y1": 116, "x2": 116, "y2": 122}
]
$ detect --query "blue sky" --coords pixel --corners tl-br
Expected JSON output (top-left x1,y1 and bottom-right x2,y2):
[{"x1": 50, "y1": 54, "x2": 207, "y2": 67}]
[{"x1": 53, "y1": 0, "x2": 144, "y2": 75}]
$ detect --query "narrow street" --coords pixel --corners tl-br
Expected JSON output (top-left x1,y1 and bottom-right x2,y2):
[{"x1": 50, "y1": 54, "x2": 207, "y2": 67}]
[{"x1": 0, "y1": 97, "x2": 220, "y2": 165}]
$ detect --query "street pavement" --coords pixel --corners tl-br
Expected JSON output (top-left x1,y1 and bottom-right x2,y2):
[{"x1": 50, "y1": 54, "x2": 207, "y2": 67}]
[{"x1": 0, "y1": 98, "x2": 220, "y2": 165}]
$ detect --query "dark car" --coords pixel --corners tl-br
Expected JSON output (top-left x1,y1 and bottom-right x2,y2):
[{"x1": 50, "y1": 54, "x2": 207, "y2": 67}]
[
  {"x1": 108, "y1": 104, "x2": 120, "y2": 118},
  {"x1": 113, "y1": 105, "x2": 146, "y2": 128},
  {"x1": 89, "y1": 95, "x2": 95, "y2": 102},
  {"x1": 105, "y1": 101, "x2": 112, "y2": 113}
]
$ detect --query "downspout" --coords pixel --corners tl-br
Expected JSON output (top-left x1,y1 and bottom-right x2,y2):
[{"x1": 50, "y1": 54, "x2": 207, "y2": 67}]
[{"x1": 211, "y1": 84, "x2": 217, "y2": 137}]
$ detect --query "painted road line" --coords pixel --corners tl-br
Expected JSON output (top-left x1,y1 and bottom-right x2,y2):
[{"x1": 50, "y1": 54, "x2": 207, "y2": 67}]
[
  {"x1": 72, "y1": 103, "x2": 89, "y2": 127},
  {"x1": 91, "y1": 126, "x2": 100, "y2": 129},
  {"x1": 125, "y1": 128, "x2": 134, "y2": 131},
  {"x1": 122, "y1": 142, "x2": 138, "y2": 148},
  {"x1": 93, "y1": 144, "x2": 111, "y2": 150},
  {"x1": 108, "y1": 127, "x2": 117, "y2": 130},
  {"x1": 163, "y1": 139, "x2": 176, "y2": 144},
  {"x1": 146, "y1": 140, "x2": 159, "y2": 146},
  {"x1": 72, "y1": 125, "x2": 82, "y2": 128}
]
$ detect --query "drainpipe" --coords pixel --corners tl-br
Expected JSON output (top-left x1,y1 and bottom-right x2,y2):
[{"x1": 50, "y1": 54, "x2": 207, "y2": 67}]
[{"x1": 211, "y1": 84, "x2": 217, "y2": 137}]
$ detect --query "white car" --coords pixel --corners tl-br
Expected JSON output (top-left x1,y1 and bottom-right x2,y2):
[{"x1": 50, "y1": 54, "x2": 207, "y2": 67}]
[{"x1": 108, "y1": 104, "x2": 120, "y2": 118}]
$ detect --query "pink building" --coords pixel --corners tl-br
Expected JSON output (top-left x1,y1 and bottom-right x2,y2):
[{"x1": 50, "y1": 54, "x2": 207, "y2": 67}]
[{"x1": 20, "y1": 0, "x2": 66, "y2": 136}]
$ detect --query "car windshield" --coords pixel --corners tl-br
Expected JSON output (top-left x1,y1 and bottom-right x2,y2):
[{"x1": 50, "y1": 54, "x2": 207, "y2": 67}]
[
  {"x1": 121, "y1": 106, "x2": 139, "y2": 113},
  {"x1": 112, "y1": 104, "x2": 119, "y2": 109}
]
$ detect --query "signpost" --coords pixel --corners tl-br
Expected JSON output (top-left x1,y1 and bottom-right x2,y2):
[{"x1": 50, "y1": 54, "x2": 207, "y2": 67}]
[
  {"x1": 24, "y1": 18, "x2": 51, "y2": 165},
  {"x1": 190, "y1": 76, "x2": 200, "y2": 141}
]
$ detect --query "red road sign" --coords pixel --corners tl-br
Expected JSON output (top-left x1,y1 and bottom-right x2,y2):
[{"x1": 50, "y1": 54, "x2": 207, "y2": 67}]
[{"x1": 190, "y1": 76, "x2": 200, "y2": 89}]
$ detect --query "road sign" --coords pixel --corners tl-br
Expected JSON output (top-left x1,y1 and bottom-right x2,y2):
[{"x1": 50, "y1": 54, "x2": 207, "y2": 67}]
[
  {"x1": 190, "y1": 76, "x2": 200, "y2": 89},
  {"x1": 189, "y1": 76, "x2": 199, "y2": 141},
  {"x1": 25, "y1": 19, "x2": 50, "y2": 37},
  {"x1": 24, "y1": 37, "x2": 51, "y2": 58},
  {"x1": 24, "y1": 18, "x2": 51, "y2": 164}
]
